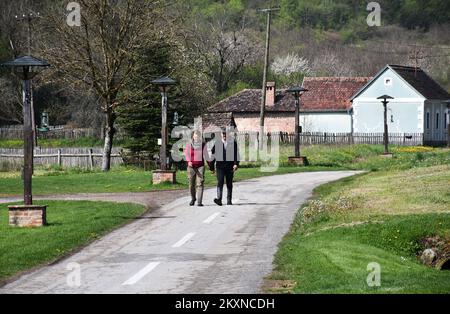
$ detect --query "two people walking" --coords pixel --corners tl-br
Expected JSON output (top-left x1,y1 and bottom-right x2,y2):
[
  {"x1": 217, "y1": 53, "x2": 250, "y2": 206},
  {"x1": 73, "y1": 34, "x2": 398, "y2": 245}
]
[{"x1": 185, "y1": 130, "x2": 240, "y2": 207}]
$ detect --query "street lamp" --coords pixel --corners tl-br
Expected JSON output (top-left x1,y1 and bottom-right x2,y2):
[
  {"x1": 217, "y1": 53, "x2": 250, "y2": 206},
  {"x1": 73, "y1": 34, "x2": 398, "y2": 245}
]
[
  {"x1": 2, "y1": 55, "x2": 50, "y2": 227},
  {"x1": 151, "y1": 76, "x2": 177, "y2": 184},
  {"x1": 377, "y1": 95, "x2": 394, "y2": 155},
  {"x1": 287, "y1": 86, "x2": 309, "y2": 166}
]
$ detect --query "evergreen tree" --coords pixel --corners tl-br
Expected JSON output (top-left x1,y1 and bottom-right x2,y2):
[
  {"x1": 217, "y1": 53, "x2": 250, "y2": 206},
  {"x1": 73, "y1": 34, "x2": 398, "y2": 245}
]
[{"x1": 117, "y1": 41, "x2": 172, "y2": 157}]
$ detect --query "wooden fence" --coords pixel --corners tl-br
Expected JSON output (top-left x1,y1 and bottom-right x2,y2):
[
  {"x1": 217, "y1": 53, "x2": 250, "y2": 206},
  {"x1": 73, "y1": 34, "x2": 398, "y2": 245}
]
[
  {"x1": 236, "y1": 132, "x2": 424, "y2": 146},
  {"x1": 0, "y1": 147, "x2": 124, "y2": 169},
  {"x1": 0, "y1": 126, "x2": 100, "y2": 140},
  {"x1": 0, "y1": 125, "x2": 126, "y2": 140}
]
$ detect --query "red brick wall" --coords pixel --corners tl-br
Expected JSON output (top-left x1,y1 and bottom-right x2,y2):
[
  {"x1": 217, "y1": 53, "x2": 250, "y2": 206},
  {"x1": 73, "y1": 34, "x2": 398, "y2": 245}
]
[
  {"x1": 8, "y1": 205, "x2": 47, "y2": 227},
  {"x1": 234, "y1": 113, "x2": 295, "y2": 133}
]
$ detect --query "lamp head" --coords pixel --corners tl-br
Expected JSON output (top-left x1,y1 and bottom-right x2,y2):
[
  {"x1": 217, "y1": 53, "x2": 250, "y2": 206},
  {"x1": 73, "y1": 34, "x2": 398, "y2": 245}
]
[
  {"x1": 287, "y1": 86, "x2": 309, "y2": 97},
  {"x1": 377, "y1": 94, "x2": 394, "y2": 102},
  {"x1": 2, "y1": 55, "x2": 50, "y2": 80},
  {"x1": 151, "y1": 76, "x2": 176, "y2": 93}
]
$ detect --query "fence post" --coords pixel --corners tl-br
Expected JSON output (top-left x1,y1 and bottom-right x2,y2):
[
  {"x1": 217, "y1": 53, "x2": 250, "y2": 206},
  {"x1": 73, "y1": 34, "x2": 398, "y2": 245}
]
[
  {"x1": 57, "y1": 149, "x2": 62, "y2": 166},
  {"x1": 89, "y1": 148, "x2": 94, "y2": 170}
]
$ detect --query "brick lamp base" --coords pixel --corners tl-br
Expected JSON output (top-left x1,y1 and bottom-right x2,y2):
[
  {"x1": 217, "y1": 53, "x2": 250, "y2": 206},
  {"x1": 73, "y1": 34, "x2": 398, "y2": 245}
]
[
  {"x1": 8, "y1": 205, "x2": 47, "y2": 227},
  {"x1": 288, "y1": 156, "x2": 309, "y2": 166},
  {"x1": 153, "y1": 170, "x2": 176, "y2": 185}
]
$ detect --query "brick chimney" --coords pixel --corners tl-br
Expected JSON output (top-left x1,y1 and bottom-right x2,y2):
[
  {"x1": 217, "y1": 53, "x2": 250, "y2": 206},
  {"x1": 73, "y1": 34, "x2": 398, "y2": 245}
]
[{"x1": 266, "y1": 82, "x2": 276, "y2": 107}]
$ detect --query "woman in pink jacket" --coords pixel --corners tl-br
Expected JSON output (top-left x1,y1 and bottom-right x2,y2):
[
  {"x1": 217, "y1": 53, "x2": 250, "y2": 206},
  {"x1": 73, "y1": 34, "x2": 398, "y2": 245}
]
[{"x1": 185, "y1": 130, "x2": 207, "y2": 206}]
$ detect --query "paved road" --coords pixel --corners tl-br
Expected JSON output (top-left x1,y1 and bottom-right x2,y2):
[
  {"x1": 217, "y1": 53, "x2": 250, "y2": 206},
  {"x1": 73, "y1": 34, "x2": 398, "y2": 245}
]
[{"x1": 0, "y1": 171, "x2": 360, "y2": 294}]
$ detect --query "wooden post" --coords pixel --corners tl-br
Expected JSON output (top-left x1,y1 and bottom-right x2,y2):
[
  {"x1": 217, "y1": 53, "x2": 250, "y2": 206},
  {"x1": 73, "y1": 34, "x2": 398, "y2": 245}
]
[
  {"x1": 161, "y1": 92, "x2": 168, "y2": 171},
  {"x1": 23, "y1": 79, "x2": 33, "y2": 206},
  {"x1": 383, "y1": 101, "x2": 389, "y2": 154},
  {"x1": 294, "y1": 97, "x2": 300, "y2": 157},
  {"x1": 89, "y1": 148, "x2": 94, "y2": 170},
  {"x1": 57, "y1": 149, "x2": 62, "y2": 166}
]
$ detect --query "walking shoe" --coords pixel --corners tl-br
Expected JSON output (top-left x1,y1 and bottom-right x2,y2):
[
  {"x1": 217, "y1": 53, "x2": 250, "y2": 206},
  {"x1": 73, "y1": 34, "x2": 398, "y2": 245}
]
[
  {"x1": 227, "y1": 201, "x2": 233, "y2": 206},
  {"x1": 190, "y1": 200, "x2": 196, "y2": 206},
  {"x1": 214, "y1": 198, "x2": 223, "y2": 206},
  {"x1": 197, "y1": 204, "x2": 204, "y2": 207}
]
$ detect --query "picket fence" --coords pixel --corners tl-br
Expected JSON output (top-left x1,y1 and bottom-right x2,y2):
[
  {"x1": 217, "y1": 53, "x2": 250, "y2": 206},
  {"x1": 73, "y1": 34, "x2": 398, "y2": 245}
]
[
  {"x1": 0, "y1": 147, "x2": 124, "y2": 169},
  {"x1": 0, "y1": 126, "x2": 126, "y2": 140},
  {"x1": 236, "y1": 132, "x2": 424, "y2": 146},
  {"x1": 0, "y1": 126, "x2": 99, "y2": 140}
]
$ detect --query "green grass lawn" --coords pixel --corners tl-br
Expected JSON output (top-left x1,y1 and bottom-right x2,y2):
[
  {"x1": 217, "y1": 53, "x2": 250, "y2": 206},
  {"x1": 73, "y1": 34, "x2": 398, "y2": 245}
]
[
  {"x1": 268, "y1": 165, "x2": 450, "y2": 294},
  {"x1": 0, "y1": 166, "x2": 341, "y2": 197},
  {"x1": 0, "y1": 200, "x2": 146, "y2": 284}
]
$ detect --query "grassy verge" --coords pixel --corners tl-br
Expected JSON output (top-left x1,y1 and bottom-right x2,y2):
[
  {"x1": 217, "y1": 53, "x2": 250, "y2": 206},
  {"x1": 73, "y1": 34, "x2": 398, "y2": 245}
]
[
  {"x1": 268, "y1": 165, "x2": 450, "y2": 294},
  {"x1": 0, "y1": 200, "x2": 146, "y2": 284},
  {"x1": 0, "y1": 166, "x2": 336, "y2": 196}
]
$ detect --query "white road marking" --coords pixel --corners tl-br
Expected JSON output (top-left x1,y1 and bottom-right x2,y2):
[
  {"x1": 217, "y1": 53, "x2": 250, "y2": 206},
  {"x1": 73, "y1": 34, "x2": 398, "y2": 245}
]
[
  {"x1": 203, "y1": 212, "x2": 220, "y2": 224},
  {"x1": 122, "y1": 262, "x2": 160, "y2": 286},
  {"x1": 172, "y1": 232, "x2": 196, "y2": 248}
]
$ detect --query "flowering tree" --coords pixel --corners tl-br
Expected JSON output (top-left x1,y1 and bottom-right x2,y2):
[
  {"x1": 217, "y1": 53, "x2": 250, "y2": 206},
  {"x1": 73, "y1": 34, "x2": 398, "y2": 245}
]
[{"x1": 271, "y1": 53, "x2": 311, "y2": 76}]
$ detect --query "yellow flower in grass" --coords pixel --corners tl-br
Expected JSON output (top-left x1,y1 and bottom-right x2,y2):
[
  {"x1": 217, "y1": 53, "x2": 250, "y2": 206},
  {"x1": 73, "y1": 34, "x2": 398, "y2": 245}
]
[{"x1": 396, "y1": 146, "x2": 434, "y2": 153}]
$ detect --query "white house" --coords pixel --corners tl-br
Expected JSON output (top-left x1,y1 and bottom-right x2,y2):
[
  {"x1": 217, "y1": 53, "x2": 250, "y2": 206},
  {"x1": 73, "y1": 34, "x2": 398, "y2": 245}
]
[{"x1": 350, "y1": 65, "x2": 450, "y2": 145}]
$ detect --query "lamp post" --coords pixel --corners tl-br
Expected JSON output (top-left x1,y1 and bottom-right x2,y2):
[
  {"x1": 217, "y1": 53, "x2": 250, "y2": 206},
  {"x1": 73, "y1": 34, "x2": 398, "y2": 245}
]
[
  {"x1": 15, "y1": 12, "x2": 42, "y2": 147},
  {"x1": 2, "y1": 55, "x2": 50, "y2": 227},
  {"x1": 377, "y1": 95, "x2": 394, "y2": 155},
  {"x1": 151, "y1": 76, "x2": 177, "y2": 184},
  {"x1": 287, "y1": 86, "x2": 309, "y2": 166}
]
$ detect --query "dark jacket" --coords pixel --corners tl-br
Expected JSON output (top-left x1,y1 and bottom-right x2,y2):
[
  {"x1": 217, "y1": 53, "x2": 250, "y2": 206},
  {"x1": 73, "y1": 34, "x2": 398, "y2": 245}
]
[{"x1": 208, "y1": 139, "x2": 240, "y2": 171}]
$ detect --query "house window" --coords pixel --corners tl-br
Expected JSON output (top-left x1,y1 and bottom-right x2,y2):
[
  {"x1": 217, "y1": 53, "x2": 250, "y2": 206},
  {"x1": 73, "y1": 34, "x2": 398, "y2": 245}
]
[
  {"x1": 384, "y1": 78, "x2": 393, "y2": 86},
  {"x1": 426, "y1": 112, "x2": 430, "y2": 129},
  {"x1": 445, "y1": 112, "x2": 448, "y2": 129},
  {"x1": 436, "y1": 112, "x2": 440, "y2": 129}
]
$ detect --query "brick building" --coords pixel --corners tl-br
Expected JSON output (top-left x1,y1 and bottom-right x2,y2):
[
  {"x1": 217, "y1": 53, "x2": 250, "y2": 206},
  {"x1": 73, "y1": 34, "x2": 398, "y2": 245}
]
[
  {"x1": 207, "y1": 82, "x2": 296, "y2": 133},
  {"x1": 207, "y1": 78, "x2": 371, "y2": 133}
]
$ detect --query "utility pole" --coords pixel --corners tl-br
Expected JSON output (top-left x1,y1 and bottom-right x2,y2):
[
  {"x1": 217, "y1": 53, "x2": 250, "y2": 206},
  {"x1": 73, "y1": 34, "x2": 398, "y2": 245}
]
[
  {"x1": 259, "y1": 7, "x2": 279, "y2": 150},
  {"x1": 15, "y1": 12, "x2": 41, "y2": 148}
]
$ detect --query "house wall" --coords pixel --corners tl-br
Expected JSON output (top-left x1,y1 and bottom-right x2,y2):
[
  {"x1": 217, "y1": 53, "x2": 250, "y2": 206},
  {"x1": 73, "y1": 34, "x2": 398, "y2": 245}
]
[
  {"x1": 424, "y1": 100, "x2": 449, "y2": 144},
  {"x1": 300, "y1": 113, "x2": 352, "y2": 133},
  {"x1": 353, "y1": 68, "x2": 426, "y2": 134},
  {"x1": 234, "y1": 112, "x2": 295, "y2": 133},
  {"x1": 353, "y1": 100, "x2": 424, "y2": 133}
]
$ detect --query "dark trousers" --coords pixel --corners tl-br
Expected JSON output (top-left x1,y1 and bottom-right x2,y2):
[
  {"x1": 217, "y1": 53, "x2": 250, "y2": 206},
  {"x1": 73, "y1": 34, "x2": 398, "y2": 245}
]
[{"x1": 216, "y1": 167, "x2": 234, "y2": 202}]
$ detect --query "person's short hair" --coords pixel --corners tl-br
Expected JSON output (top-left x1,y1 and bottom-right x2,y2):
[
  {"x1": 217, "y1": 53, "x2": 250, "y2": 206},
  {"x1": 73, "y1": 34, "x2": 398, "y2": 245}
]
[{"x1": 192, "y1": 130, "x2": 202, "y2": 139}]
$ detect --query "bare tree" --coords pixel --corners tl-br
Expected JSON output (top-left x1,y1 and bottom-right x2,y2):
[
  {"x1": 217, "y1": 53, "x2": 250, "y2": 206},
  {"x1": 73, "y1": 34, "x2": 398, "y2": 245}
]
[
  {"x1": 184, "y1": 8, "x2": 261, "y2": 94},
  {"x1": 38, "y1": 0, "x2": 164, "y2": 171}
]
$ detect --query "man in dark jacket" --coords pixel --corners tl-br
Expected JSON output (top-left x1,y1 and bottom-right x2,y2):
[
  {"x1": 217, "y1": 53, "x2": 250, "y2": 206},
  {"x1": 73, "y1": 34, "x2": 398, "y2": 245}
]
[{"x1": 208, "y1": 131, "x2": 240, "y2": 206}]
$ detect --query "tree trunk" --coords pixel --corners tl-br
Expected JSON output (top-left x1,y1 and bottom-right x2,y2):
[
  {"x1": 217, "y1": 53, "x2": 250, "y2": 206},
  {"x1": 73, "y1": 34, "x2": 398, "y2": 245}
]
[{"x1": 102, "y1": 109, "x2": 116, "y2": 172}]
